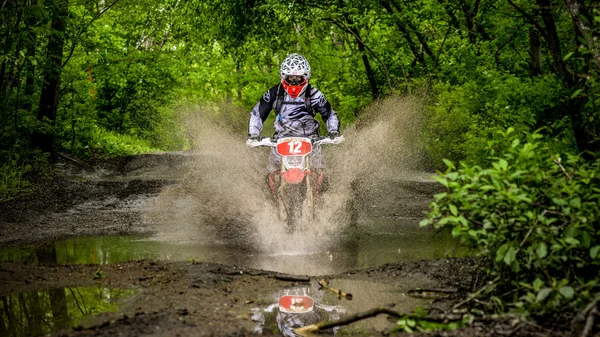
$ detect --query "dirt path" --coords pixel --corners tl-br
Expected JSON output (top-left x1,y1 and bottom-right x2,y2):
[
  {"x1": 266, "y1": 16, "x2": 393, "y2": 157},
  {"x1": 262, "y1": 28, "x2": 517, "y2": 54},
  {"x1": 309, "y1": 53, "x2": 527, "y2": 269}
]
[{"x1": 0, "y1": 153, "x2": 479, "y2": 336}]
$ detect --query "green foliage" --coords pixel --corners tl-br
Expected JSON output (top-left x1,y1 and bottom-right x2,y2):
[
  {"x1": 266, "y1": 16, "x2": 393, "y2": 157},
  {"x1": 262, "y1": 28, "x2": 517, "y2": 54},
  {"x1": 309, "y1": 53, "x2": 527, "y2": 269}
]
[
  {"x1": 93, "y1": 269, "x2": 105, "y2": 280},
  {"x1": 394, "y1": 307, "x2": 469, "y2": 332},
  {"x1": 0, "y1": 147, "x2": 50, "y2": 201},
  {"x1": 0, "y1": 162, "x2": 32, "y2": 202},
  {"x1": 423, "y1": 73, "x2": 568, "y2": 167},
  {"x1": 421, "y1": 128, "x2": 600, "y2": 316}
]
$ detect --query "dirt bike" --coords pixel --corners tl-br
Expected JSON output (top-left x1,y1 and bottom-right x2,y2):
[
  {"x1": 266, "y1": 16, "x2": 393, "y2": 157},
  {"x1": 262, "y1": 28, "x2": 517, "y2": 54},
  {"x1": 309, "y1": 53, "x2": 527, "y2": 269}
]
[{"x1": 247, "y1": 135, "x2": 344, "y2": 230}]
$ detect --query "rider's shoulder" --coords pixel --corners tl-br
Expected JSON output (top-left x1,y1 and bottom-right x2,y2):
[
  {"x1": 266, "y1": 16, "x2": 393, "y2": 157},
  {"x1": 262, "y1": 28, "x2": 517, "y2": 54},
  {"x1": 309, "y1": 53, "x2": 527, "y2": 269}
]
[{"x1": 307, "y1": 85, "x2": 324, "y2": 98}]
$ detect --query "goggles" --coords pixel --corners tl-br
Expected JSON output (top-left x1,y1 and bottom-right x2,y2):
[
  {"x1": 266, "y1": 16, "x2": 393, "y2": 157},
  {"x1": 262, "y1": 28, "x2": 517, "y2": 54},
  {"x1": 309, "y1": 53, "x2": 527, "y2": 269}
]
[{"x1": 284, "y1": 75, "x2": 306, "y2": 86}]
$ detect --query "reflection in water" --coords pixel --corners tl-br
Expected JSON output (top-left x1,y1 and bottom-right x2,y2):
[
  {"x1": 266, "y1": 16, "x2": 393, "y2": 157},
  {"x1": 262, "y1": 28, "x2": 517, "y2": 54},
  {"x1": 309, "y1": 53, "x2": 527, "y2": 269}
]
[
  {"x1": 253, "y1": 279, "x2": 431, "y2": 336},
  {"x1": 0, "y1": 286, "x2": 136, "y2": 337},
  {"x1": 0, "y1": 228, "x2": 466, "y2": 275},
  {"x1": 253, "y1": 285, "x2": 345, "y2": 336}
]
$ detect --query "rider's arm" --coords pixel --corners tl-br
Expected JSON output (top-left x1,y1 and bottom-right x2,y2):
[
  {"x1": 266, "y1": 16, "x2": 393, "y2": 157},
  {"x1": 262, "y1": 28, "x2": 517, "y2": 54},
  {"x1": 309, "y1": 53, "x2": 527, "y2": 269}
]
[
  {"x1": 311, "y1": 89, "x2": 340, "y2": 133},
  {"x1": 249, "y1": 85, "x2": 278, "y2": 136}
]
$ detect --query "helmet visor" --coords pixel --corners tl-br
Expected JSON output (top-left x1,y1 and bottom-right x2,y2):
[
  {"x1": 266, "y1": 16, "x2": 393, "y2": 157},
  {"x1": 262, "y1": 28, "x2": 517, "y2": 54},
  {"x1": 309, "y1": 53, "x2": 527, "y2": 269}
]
[{"x1": 284, "y1": 75, "x2": 306, "y2": 86}]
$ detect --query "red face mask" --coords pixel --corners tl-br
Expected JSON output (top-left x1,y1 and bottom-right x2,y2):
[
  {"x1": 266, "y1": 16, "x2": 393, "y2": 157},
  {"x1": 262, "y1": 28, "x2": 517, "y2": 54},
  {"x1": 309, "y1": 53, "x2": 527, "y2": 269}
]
[{"x1": 281, "y1": 76, "x2": 308, "y2": 98}]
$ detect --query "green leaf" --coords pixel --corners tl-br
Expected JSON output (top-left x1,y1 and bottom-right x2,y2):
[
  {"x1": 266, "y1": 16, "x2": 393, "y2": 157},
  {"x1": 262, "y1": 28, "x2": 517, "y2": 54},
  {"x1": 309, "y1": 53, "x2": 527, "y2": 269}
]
[
  {"x1": 533, "y1": 278, "x2": 544, "y2": 292},
  {"x1": 498, "y1": 159, "x2": 508, "y2": 171},
  {"x1": 503, "y1": 246, "x2": 517, "y2": 265},
  {"x1": 590, "y1": 245, "x2": 600, "y2": 259},
  {"x1": 563, "y1": 52, "x2": 574, "y2": 61},
  {"x1": 536, "y1": 242, "x2": 547, "y2": 259},
  {"x1": 570, "y1": 198, "x2": 581, "y2": 208},
  {"x1": 433, "y1": 176, "x2": 449, "y2": 188},
  {"x1": 552, "y1": 198, "x2": 568, "y2": 206},
  {"x1": 559, "y1": 286, "x2": 574, "y2": 299},
  {"x1": 496, "y1": 243, "x2": 509, "y2": 262},
  {"x1": 449, "y1": 204, "x2": 458, "y2": 216},
  {"x1": 565, "y1": 237, "x2": 580, "y2": 245},
  {"x1": 536, "y1": 288, "x2": 552, "y2": 302},
  {"x1": 442, "y1": 159, "x2": 455, "y2": 170},
  {"x1": 570, "y1": 89, "x2": 583, "y2": 99}
]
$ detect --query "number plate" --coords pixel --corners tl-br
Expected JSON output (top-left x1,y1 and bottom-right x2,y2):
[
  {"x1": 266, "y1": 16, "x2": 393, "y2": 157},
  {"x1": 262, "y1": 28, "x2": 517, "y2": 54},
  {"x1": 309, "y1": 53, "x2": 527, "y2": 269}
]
[{"x1": 276, "y1": 137, "x2": 312, "y2": 156}]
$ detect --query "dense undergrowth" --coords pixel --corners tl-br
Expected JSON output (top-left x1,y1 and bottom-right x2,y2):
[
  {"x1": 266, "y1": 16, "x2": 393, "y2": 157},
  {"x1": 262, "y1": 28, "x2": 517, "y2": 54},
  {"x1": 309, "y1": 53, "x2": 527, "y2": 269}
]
[{"x1": 420, "y1": 128, "x2": 600, "y2": 331}]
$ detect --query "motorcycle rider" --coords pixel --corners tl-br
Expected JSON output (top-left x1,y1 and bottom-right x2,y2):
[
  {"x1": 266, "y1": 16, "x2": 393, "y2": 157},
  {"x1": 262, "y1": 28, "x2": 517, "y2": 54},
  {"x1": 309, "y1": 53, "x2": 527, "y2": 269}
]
[{"x1": 247, "y1": 53, "x2": 341, "y2": 177}]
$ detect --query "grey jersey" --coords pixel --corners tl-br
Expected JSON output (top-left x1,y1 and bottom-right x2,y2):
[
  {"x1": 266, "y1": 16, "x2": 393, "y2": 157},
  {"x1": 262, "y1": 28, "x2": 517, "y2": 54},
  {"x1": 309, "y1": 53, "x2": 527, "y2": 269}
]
[{"x1": 248, "y1": 84, "x2": 340, "y2": 137}]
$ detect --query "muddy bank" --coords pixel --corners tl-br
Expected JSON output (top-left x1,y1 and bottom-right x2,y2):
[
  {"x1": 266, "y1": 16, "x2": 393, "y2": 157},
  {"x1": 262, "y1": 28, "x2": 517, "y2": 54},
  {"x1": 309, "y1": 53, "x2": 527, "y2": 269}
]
[{"x1": 0, "y1": 257, "x2": 478, "y2": 337}]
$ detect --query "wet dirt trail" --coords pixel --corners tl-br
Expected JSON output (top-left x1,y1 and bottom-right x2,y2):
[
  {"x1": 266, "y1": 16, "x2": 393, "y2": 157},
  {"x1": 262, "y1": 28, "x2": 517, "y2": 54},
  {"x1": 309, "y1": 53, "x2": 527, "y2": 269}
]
[
  {"x1": 0, "y1": 152, "x2": 476, "y2": 337},
  {"x1": 0, "y1": 98, "x2": 481, "y2": 336}
]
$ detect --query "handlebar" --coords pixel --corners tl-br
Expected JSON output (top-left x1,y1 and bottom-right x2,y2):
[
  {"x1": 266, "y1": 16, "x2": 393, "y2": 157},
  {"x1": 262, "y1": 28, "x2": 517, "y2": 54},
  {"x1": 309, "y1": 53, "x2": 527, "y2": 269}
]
[{"x1": 246, "y1": 135, "x2": 344, "y2": 148}]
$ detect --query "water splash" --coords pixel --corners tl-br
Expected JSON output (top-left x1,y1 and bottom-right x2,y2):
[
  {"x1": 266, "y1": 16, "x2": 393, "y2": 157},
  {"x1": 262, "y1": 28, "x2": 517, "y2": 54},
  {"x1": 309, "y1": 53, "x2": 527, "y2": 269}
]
[{"x1": 147, "y1": 95, "x2": 426, "y2": 255}]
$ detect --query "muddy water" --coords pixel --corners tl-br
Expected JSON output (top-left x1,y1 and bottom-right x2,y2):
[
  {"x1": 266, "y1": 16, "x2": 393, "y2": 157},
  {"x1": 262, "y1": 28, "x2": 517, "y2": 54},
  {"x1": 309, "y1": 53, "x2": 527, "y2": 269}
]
[
  {"x1": 0, "y1": 225, "x2": 460, "y2": 276},
  {"x1": 253, "y1": 279, "x2": 434, "y2": 335},
  {"x1": 0, "y1": 286, "x2": 136, "y2": 336}
]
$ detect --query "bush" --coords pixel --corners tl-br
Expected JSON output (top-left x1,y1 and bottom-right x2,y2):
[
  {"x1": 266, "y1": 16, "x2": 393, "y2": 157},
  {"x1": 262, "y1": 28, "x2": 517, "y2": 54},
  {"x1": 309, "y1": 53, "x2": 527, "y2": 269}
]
[
  {"x1": 423, "y1": 73, "x2": 566, "y2": 168},
  {"x1": 420, "y1": 128, "x2": 600, "y2": 316},
  {"x1": 0, "y1": 147, "x2": 50, "y2": 201}
]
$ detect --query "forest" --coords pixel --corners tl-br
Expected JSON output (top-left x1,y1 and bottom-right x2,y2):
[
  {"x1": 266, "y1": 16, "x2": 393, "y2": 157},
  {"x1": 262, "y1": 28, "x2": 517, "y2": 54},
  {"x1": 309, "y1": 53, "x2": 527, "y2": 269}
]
[{"x1": 1, "y1": 0, "x2": 599, "y2": 334}]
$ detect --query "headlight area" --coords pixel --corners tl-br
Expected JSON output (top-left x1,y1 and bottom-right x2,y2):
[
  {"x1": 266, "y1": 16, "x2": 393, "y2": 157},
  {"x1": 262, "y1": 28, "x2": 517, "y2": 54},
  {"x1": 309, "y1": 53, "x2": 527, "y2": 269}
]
[{"x1": 283, "y1": 156, "x2": 305, "y2": 167}]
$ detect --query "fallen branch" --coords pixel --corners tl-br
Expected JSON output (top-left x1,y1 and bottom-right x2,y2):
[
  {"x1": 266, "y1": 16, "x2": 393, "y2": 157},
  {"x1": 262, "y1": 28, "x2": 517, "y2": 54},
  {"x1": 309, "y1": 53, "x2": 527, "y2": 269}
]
[
  {"x1": 318, "y1": 280, "x2": 352, "y2": 300},
  {"x1": 581, "y1": 306, "x2": 598, "y2": 337},
  {"x1": 293, "y1": 305, "x2": 475, "y2": 336},
  {"x1": 294, "y1": 305, "x2": 403, "y2": 336},
  {"x1": 272, "y1": 274, "x2": 310, "y2": 283},
  {"x1": 57, "y1": 152, "x2": 93, "y2": 171},
  {"x1": 407, "y1": 288, "x2": 458, "y2": 299},
  {"x1": 453, "y1": 277, "x2": 500, "y2": 310},
  {"x1": 571, "y1": 292, "x2": 600, "y2": 337}
]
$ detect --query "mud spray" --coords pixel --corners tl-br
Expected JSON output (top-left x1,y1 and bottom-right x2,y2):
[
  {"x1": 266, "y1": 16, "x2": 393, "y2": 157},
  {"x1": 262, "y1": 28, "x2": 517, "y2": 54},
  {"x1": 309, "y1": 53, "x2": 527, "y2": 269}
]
[{"x1": 147, "y1": 96, "x2": 426, "y2": 257}]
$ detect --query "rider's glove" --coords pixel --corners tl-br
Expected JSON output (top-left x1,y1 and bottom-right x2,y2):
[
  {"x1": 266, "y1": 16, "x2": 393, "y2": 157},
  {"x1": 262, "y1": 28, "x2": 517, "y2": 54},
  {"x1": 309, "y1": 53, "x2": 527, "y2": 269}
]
[
  {"x1": 248, "y1": 134, "x2": 261, "y2": 142},
  {"x1": 328, "y1": 131, "x2": 340, "y2": 139}
]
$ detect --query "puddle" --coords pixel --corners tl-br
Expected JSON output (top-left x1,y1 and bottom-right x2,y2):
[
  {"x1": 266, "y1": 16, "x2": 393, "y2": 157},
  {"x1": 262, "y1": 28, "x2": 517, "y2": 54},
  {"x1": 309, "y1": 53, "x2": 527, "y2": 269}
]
[
  {"x1": 252, "y1": 279, "x2": 432, "y2": 336},
  {"x1": 0, "y1": 286, "x2": 136, "y2": 337},
  {"x1": 0, "y1": 228, "x2": 466, "y2": 275}
]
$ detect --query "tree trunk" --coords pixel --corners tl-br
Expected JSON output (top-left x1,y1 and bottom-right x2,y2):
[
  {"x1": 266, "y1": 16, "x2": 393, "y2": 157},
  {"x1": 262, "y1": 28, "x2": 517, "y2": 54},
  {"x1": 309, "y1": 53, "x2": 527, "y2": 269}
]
[
  {"x1": 459, "y1": 0, "x2": 480, "y2": 43},
  {"x1": 437, "y1": 0, "x2": 462, "y2": 34},
  {"x1": 0, "y1": 2, "x2": 21, "y2": 99},
  {"x1": 380, "y1": 0, "x2": 426, "y2": 68},
  {"x1": 32, "y1": 0, "x2": 69, "y2": 153},
  {"x1": 388, "y1": 0, "x2": 433, "y2": 56},
  {"x1": 529, "y1": 27, "x2": 543, "y2": 76},
  {"x1": 49, "y1": 288, "x2": 69, "y2": 329},
  {"x1": 23, "y1": 0, "x2": 39, "y2": 112},
  {"x1": 564, "y1": 0, "x2": 600, "y2": 69},
  {"x1": 535, "y1": 0, "x2": 566, "y2": 76},
  {"x1": 339, "y1": 1, "x2": 379, "y2": 99}
]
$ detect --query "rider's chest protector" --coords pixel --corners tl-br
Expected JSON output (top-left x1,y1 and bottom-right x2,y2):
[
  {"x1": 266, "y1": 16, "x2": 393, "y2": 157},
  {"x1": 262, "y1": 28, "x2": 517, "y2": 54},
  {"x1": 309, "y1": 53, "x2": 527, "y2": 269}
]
[{"x1": 273, "y1": 84, "x2": 319, "y2": 137}]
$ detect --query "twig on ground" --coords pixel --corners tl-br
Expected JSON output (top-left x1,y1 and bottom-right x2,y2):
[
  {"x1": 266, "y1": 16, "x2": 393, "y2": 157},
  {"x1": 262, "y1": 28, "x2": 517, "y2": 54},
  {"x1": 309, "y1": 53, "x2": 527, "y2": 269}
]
[
  {"x1": 407, "y1": 288, "x2": 458, "y2": 299},
  {"x1": 571, "y1": 293, "x2": 600, "y2": 337},
  {"x1": 318, "y1": 280, "x2": 352, "y2": 300},
  {"x1": 58, "y1": 152, "x2": 93, "y2": 171},
  {"x1": 580, "y1": 305, "x2": 599, "y2": 337},
  {"x1": 293, "y1": 302, "x2": 526, "y2": 336},
  {"x1": 294, "y1": 305, "x2": 403, "y2": 336},
  {"x1": 453, "y1": 277, "x2": 500, "y2": 310},
  {"x1": 272, "y1": 274, "x2": 310, "y2": 282}
]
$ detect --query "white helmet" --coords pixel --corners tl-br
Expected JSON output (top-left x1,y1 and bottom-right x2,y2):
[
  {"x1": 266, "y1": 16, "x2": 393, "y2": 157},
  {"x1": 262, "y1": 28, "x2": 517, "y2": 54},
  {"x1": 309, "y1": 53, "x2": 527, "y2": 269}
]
[{"x1": 280, "y1": 53, "x2": 311, "y2": 80}]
